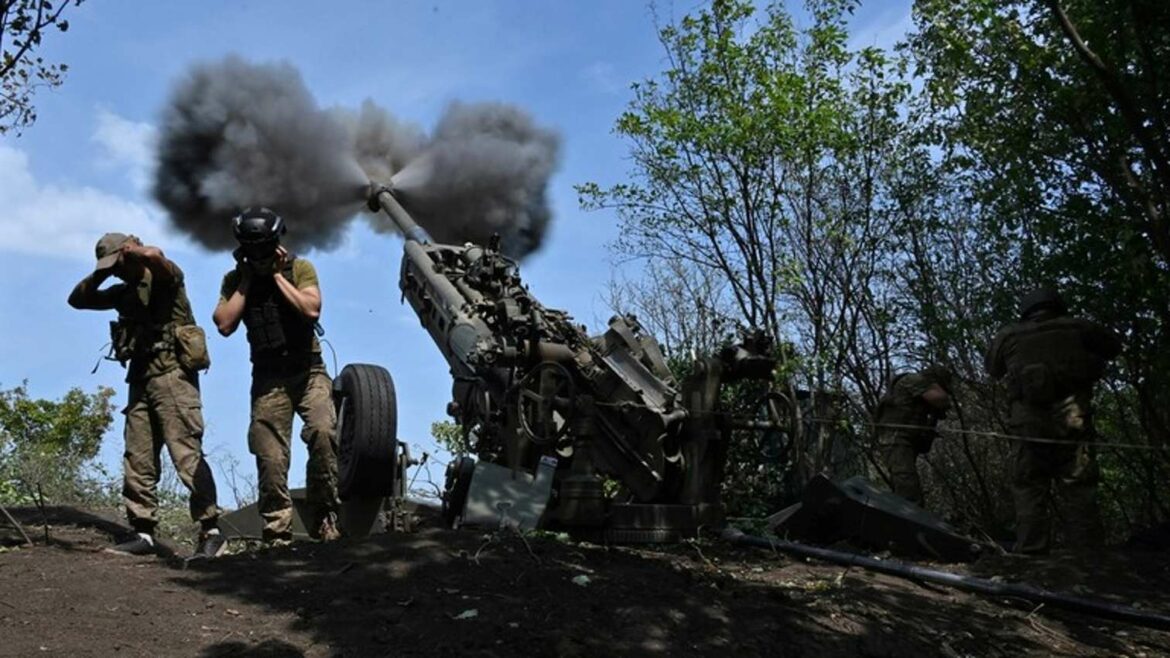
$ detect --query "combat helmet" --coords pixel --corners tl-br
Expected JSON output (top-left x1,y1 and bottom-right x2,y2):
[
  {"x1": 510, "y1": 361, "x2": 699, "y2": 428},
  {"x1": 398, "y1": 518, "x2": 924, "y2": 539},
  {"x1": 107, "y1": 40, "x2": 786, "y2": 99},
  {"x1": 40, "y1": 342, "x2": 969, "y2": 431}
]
[
  {"x1": 232, "y1": 207, "x2": 286, "y2": 245},
  {"x1": 1018, "y1": 286, "x2": 1067, "y2": 320}
]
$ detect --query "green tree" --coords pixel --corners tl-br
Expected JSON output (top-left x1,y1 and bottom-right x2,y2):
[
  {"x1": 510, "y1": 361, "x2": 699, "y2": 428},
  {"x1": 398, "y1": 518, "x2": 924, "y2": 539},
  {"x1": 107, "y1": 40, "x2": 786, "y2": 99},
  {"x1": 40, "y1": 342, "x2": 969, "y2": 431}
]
[
  {"x1": 910, "y1": 0, "x2": 1170, "y2": 532},
  {"x1": 0, "y1": 382, "x2": 115, "y2": 504},
  {"x1": 579, "y1": 0, "x2": 927, "y2": 506},
  {"x1": 430, "y1": 420, "x2": 469, "y2": 456},
  {"x1": 1, "y1": 0, "x2": 86, "y2": 134}
]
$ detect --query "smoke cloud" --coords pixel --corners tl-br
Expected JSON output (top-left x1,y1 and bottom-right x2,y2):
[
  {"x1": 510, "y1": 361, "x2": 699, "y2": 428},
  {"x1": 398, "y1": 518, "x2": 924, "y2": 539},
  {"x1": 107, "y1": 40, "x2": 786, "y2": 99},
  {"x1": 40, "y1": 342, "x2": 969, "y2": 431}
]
[
  {"x1": 388, "y1": 102, "x2": 560, "y2": 256},
  {"x1": 152, "y1": 56, "x2": 560, "y2": 258}
]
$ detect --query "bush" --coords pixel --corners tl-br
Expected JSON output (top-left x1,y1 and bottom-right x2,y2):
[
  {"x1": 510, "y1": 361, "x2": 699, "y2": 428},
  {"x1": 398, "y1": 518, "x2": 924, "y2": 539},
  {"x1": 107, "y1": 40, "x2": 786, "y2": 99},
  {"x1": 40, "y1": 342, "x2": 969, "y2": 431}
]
[{"x1": 0, "y1": 383, "x2": 117, "y2": 506}]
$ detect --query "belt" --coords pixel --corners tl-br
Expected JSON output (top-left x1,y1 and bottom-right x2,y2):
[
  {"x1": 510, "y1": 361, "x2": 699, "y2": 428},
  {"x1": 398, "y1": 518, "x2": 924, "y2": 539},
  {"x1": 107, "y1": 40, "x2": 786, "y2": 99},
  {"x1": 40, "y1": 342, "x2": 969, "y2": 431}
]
[{"x1": 251, "y1": 351, "x2": 323, "y2": 376}]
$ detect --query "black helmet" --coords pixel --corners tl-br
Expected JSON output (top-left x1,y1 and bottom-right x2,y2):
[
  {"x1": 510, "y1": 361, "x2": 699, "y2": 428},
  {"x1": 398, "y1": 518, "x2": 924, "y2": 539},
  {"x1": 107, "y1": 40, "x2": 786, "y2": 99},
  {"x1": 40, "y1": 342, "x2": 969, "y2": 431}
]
[
  {"x1": 232, "y1": 207, "x2": 286, "y2": 245},
  {"x1": 1018, "y1": 286, "x2": 1067, "y2": 320}
]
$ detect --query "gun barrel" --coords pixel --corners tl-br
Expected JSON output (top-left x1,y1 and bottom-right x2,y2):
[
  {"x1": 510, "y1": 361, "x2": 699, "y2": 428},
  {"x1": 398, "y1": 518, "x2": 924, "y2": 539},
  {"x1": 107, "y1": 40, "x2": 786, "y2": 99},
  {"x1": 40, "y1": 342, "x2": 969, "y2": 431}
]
[{"x1": 371, "y1": 185, "x2": 433, "y2": 244}]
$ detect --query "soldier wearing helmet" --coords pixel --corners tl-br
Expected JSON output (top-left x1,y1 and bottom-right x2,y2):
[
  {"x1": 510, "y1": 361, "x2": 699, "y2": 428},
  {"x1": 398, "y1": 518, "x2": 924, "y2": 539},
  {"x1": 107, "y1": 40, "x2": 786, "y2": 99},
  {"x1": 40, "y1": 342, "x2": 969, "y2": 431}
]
[
  {"x1": 985, "y1": 286, "x2": 1121, "y2": 554},
  {"x1": 212, "y1": 208, "x2": 341, "y2": 544},
  {"x1": 68, "y1": 233, "x2": 224, "y2": 558},
  {"x1": 873, "y1": 365, "x2": 953, "y2": 506}
]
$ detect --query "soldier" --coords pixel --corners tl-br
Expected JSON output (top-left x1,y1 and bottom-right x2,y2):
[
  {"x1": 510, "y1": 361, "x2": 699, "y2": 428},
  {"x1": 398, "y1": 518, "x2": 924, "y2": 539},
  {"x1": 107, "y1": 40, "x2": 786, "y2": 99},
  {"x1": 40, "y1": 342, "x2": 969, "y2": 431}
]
[
  {"x1": 873, "y1": 365, "x2": 952, "y2": 506},
  {"x1": 212, "y1": 208, "x2": 341, "y2": 545},
  {"x1": 986, "y1": 287, "x2": 1121, "y2": 554},
  {"x1": 68, "y1": 233, "x2": 225, "y2": 558}
]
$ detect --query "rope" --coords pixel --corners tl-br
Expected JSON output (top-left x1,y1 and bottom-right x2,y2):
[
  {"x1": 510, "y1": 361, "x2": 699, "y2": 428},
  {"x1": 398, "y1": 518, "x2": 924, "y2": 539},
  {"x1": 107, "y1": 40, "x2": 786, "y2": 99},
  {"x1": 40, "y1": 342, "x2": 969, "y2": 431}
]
[{"x1": 801, "y1": 416, "x2": 1170, "y2": 452}]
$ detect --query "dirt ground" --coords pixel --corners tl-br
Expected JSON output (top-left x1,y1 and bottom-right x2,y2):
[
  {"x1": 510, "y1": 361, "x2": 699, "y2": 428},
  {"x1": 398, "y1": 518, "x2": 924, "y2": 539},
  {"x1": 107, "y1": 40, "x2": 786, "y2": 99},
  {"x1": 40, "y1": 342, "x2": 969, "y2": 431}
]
[{"x1": 1, "y1": 506, "x2": 1167, "y2": 657}]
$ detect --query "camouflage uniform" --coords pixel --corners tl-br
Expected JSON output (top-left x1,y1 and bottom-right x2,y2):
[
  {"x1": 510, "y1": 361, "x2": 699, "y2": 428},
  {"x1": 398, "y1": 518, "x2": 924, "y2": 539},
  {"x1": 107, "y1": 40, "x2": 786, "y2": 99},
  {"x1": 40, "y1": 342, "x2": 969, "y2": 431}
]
[
  {"x1": 69, "y1": 253, "x2": 219, "y2": 535},
  {"x1": 874, "y1": 369, "x2": 949, "y2": 506},
  {"x1": 986, "y1": 300, "x2": 1121, "y2": 554},
  {"x1": 219, "y1": 257, "x2": 339, "y2": 541}
]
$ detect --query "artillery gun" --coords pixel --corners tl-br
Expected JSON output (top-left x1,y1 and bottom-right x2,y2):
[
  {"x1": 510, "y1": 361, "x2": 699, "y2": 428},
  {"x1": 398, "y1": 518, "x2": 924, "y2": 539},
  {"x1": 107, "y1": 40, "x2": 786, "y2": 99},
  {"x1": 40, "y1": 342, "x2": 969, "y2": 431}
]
[{"x1": 333, "y1": 185, "x2": 793, "y2": 541}]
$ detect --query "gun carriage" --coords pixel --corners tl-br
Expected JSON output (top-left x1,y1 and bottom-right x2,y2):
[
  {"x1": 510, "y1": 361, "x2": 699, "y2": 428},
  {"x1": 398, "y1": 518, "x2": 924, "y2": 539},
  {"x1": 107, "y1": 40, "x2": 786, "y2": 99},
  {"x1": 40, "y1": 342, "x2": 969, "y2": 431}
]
[{"x1": 332, "y1": 185, "x2": 794, "y2": 541}]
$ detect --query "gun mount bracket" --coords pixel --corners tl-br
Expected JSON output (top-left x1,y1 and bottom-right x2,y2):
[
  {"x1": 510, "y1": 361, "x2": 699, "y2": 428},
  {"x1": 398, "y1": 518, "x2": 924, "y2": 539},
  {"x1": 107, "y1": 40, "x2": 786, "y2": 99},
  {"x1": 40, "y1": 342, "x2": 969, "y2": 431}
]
[{"x1": 441, "y1": 456, "x2": 477, "y2": 528}]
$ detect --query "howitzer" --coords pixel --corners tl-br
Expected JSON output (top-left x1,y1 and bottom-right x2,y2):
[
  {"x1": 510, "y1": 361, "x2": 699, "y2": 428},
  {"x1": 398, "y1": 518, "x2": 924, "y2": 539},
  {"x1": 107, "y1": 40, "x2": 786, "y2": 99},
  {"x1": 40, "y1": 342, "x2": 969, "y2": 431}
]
[{"x1": 332, "y1": 184, "x2": 794, "y2": 541}]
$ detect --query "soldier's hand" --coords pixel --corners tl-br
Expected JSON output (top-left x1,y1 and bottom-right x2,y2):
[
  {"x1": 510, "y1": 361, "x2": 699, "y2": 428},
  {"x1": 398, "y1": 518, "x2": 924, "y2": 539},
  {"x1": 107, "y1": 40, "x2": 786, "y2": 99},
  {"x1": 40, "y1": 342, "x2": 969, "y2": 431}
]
[
  {"x1": 92, "y1": 265, "x2": 115, "y2": 282},
  {"x1": 273, "y1": 245, "x2": 289, "y2": 274},
  {"x1": 119, "y1": 236, "x2": 144, "y2": 261}
]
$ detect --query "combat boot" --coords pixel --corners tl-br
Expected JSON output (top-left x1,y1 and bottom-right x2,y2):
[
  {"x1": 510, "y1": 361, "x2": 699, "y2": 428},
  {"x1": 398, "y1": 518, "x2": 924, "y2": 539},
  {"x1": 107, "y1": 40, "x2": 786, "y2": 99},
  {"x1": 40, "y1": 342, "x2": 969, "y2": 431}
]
[
  {"x1": 192, "y1": 528, "x2": 228, "y2": 559},
  {"x1": 263, "y1": 532, "x2": 294, "y2": 549},
  {"x1": 106, "y1": 532, "x2": 157, "y2": 556}
]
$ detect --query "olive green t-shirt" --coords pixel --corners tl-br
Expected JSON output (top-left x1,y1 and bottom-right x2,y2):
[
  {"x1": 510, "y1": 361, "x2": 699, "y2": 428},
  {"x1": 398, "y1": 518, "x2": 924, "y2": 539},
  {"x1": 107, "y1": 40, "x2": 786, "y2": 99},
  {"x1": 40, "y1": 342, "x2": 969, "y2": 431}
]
[{"x1": 218, "y1": 258, "x2": 322, "y2": 354}]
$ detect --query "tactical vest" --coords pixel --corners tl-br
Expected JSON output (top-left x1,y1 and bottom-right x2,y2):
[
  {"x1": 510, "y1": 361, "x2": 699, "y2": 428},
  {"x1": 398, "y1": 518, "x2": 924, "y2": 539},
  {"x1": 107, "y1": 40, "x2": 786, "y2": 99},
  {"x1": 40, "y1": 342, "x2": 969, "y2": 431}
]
[
  {"x1": 109, "y1": 271, "x2": 194, "y2": 378},
  {"x1": 242, "y1": 261, "x2": 315, "y2": 363},
  {"x1": 1002, "y1": 317, "x2": 1106, "y2": 405},
  {"x1": 111, "y1": 314, "x2": 174, "y2": 364}
]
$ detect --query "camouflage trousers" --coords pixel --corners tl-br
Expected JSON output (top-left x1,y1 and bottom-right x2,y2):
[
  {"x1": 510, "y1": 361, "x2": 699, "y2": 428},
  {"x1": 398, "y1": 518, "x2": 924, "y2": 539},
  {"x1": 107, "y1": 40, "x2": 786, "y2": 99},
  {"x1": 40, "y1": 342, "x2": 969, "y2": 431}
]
[
  {"x1": 249, "y1": 364, "x2": 340, "y2": 540},
  {"x1": 1011, "y1": 435, "x2": 1102, "y2": 554},
  {"x1": 878, "y1": 433, "x2": 926, "y2": 506},
  {"x1": 123, "y1": 368, "x2": 219, "y2": 533}
]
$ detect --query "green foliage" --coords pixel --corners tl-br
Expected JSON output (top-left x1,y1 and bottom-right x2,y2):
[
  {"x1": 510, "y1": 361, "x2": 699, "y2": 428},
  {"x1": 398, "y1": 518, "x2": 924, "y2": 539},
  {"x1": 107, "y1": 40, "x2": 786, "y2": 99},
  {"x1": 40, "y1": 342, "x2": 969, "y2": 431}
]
[
  {"x1": 910, "y1": 0, "x2": 1170, "y2": 533},
  {"x1": 0, "y1": 0, "x2": 86, "y2": 134},
  {"x1": 431, "y1": 420, "x2": 470, "y2": 455},
  {"x1": 585, "y1": 0, "x2": 1168, "y2": 540},
  {"x1": 0, "y1": 382, "x2": 116, "y2": 505},
  {"x1": 580, "y1": 0, "x2": 925, "y2": 509}
]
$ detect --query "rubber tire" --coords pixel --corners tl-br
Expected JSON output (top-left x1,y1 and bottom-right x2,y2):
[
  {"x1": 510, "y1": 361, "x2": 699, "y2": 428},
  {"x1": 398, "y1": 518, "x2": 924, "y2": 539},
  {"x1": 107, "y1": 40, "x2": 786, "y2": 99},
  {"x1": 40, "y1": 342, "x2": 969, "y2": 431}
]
[{"x1": 335, "y1": 363, "x2": 398, "y2": 500}]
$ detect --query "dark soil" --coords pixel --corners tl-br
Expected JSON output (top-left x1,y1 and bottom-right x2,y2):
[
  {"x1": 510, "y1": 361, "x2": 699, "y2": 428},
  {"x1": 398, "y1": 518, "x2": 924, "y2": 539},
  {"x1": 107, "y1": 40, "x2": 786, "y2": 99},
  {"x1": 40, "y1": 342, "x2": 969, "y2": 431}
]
[{"x1": 1, "y1": 506, "x2": 1167, "y2": 657}]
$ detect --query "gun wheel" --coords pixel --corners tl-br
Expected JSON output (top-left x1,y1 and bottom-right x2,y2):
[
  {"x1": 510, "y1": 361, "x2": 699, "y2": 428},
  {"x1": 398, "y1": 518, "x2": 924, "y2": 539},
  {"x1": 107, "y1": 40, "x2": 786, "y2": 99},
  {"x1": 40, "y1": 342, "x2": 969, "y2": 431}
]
[
  {"x1": 335, "y1": 363, "x2": 398, "y2": 499},
  {"x1": 517, "y1": 361, "x2": 576, "y2": 445}
]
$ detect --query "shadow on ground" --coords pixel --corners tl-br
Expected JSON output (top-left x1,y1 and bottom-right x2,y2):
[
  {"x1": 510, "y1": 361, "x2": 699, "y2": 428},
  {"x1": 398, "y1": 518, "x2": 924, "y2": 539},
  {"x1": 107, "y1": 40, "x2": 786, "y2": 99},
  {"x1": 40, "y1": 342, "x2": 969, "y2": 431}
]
[{"x1": 3, "y1": 506, "x2": 1167, "y2": 657}]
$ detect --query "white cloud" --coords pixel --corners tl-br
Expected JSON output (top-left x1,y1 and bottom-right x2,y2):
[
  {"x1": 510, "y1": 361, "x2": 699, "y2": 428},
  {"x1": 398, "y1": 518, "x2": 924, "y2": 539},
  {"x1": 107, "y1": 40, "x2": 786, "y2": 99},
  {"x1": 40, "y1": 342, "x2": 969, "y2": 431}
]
[
  {"x1": 92, "y1": 108, "x2": 157, "y2": 192},
  {"x1": 0, "y1": 144, "x2": 168, "y2": 261}
]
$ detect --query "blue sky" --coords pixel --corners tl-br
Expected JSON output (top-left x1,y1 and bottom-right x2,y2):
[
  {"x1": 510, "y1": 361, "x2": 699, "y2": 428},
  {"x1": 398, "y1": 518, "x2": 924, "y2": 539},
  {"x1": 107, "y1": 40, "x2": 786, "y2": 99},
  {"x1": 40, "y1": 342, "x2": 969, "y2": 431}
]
[{"x1": 0, "y1": 0, "x2": 911, "y2": 502}]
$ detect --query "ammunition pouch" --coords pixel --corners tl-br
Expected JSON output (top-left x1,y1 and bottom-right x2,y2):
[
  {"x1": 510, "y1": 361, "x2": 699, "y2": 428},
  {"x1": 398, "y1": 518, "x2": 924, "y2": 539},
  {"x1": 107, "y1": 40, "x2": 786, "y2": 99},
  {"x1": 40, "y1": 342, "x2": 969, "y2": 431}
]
[
  {"x1": 174, "y1": 324, "x2": 211, "y2": 372},
  {"x1": 109, "y1": 318, "x2": 207, "y2": 370},
  {"x1": 109, "y1": 319, "x2": 169, "y2": 365}
]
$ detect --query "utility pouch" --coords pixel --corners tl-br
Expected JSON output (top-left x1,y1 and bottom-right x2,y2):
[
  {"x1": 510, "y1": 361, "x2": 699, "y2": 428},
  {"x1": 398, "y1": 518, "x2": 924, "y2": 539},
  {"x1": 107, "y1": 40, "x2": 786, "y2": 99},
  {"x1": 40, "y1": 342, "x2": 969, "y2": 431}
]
[
  {"x1": 109, "y1": 320, "x2": 135, "y2": 364},
  {"x1": 174, "y1": 324, "x2": 212, "y2": 372}
]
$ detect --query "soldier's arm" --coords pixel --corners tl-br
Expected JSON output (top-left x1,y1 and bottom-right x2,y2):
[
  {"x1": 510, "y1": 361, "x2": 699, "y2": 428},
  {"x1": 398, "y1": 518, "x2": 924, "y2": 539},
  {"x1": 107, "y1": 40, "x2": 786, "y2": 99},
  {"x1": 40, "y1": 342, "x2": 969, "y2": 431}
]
[
  {"x1": 67, "y1": 271, "x2": 120, "y2": 310},
  {"x1": 213, "y1": 270, "x2": 249, "y2": 336},
  {"x1": 900, "y1": 373, "x2": 951, "y2": 413},
  {"x1": 122, "y1": 240, "x2": 178, "y2": 283},
  {"x1": 921, "y1": 383, "x2": 951, "y2": 412},
  {"x1": 273, "y1": 252, "x2": 321, "y2": 321}
]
